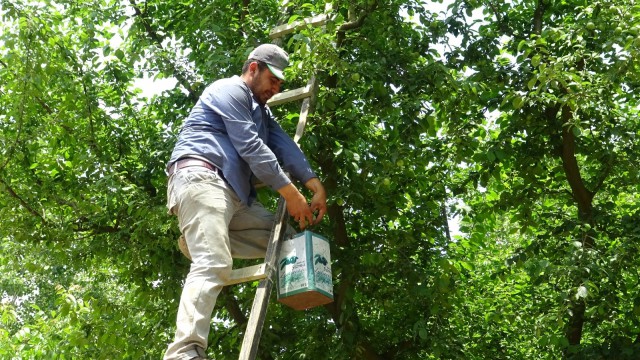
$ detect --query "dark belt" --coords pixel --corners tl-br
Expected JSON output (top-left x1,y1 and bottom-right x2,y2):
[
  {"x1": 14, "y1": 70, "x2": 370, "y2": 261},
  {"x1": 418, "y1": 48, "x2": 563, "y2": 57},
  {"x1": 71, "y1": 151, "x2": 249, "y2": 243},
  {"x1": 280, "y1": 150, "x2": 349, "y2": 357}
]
[{"x1": 168, "y1": 158, "x2": 221, "y2": 177}]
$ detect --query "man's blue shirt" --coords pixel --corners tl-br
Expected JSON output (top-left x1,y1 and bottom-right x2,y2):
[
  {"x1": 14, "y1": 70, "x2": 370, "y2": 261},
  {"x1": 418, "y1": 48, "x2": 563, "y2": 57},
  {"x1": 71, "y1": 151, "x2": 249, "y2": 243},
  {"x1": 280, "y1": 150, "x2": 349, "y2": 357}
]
[{"x1": 168, "y1": 76, "x2": 317, "y2": 205}]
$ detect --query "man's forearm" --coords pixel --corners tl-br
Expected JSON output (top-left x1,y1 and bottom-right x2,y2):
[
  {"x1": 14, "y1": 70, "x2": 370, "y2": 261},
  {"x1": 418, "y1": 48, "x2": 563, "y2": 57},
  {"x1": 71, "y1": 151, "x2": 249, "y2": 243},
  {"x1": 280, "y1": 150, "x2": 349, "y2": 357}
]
[
  {"x1": 277, "y1": 182, "x2": 303, "y2": 202},
  {"x1": 304, "y1": 177, "x2": 325, "y2": 195}
]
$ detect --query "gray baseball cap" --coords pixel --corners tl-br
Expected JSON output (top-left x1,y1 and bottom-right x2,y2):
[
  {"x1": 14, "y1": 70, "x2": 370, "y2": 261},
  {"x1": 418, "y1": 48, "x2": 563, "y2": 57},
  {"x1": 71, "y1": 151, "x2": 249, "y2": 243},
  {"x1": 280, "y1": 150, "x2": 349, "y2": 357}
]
[{"x1": 248, "y1": 44, "x2": 289, "y2": 80}]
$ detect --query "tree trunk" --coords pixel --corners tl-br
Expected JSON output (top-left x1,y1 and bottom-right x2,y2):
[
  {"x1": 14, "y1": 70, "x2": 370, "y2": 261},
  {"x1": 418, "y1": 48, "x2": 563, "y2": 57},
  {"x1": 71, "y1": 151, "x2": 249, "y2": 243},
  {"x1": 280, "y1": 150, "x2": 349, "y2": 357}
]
[{"x1": 557, "y1": 105, "x2": 595, "y2": 348}]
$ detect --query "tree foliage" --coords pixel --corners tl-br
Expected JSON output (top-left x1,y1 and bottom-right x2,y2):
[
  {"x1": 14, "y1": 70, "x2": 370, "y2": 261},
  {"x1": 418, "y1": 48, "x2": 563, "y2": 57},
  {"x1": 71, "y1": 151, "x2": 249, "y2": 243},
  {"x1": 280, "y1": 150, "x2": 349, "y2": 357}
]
[{"x1": 1, "y1": 0, "x2": 639, "y2": 359}]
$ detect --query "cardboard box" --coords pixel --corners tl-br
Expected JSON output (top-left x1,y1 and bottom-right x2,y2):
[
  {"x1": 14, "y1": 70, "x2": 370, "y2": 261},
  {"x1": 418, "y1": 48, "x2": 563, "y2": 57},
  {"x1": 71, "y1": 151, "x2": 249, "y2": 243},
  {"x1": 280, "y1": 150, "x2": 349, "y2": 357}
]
[{"x1": 277, "y1": 230, "x2": 333, "y2": 310}]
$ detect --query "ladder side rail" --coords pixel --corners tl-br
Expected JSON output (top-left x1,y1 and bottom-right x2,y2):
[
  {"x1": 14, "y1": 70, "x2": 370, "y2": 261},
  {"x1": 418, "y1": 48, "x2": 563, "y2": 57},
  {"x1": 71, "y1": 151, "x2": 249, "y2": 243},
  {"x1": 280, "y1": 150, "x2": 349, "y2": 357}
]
[
  {"x1": 238, "y1": 196, "x2": 288, "y2": 360},
  {"x1": 293, "y1": 76, "x2": 316, "y2": 144}
]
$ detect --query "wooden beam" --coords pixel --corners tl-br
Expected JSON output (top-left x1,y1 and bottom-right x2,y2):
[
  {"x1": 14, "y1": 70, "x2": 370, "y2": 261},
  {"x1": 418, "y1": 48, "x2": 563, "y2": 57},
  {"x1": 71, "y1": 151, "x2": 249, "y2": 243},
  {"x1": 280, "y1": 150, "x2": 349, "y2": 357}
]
[
  {"x1": 226, "y1": 264, "x2": 267, "y2": 286},
  {"x1": 267, "y1": 84, "x2": 313, "y2": 106},
  {"x1": 238, "y1": 197, "x2": 289, "y2": 360},
  {"x1": 269, "y1": 14, "x2": 328, "y2": 39},
  {"x1": 293, "y1": 76, "x2": 317, "y2": 144}
]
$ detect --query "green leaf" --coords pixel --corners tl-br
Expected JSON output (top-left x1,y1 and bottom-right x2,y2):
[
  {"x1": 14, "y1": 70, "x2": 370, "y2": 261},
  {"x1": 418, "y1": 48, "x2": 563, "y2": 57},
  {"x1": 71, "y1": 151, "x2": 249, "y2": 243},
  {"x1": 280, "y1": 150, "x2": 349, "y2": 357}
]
[
  {"x1": 571, "y1": 126, "x2": 582, "y2": 137},
  {"x1": 512, "y1": 96, "x2": 524, "y2": 109},
  {"x1": 531, "y1": 55, "x2": 541, "y2": 67}
]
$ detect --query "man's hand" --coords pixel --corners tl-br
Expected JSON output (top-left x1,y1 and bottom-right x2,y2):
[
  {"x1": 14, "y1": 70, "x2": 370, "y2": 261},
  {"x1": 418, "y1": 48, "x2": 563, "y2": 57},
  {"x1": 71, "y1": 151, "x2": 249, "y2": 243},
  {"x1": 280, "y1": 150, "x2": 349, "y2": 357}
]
[
  {"x1": 277, "y1": 178, "x2": 327, "y2": 230},
  {"x1": 278, "y1": 183, "x2": 315, "y2": 229},
  {"x1": 304, "y1": 178, "x2": 327, "y2": 225}
]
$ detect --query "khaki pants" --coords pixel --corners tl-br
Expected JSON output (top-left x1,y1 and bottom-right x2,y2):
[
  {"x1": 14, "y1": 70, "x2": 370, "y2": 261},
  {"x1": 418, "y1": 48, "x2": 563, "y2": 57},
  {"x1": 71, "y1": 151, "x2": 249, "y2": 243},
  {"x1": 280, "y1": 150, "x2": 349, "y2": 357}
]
[{"x1": 164, "y1": 167, "x2": 275, "y2": 360}]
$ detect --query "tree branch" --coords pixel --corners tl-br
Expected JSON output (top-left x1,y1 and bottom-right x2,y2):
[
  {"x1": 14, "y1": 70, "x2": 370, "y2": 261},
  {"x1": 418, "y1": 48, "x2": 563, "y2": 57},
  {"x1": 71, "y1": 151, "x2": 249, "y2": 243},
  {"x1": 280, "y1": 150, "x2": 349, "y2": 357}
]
[
  {"x1": 336, "y1": 1, "x2": 379, "y2": 47},
  {"x1": 338, "y1": 0, "x2": 379, "y2": 32},
  {"x1": 239, "y1": 0, "x2": 251, "y2": 39},
  {"x1": 592, "y1": 156, "x2": 613, "y2": 194},
  {"x1": 566, "y1": 301, "x2": 586, "y2": 346},
  {"x1": 485, "y1": 0, "x2": 503, "y2": 24},
  {"x1": 73, "y1": 215, "x2": 120, "y2": 234},
  {"x1": 559, "y1": 106, "x2": 594, "y2": 221},
  {"x1": 532, "y1": 0, "x2": 545, "y2": 35},
  {"x1": 220, "y1": 287, "x2": 248, "y2": 326},
  {"x1": 327, "y1": 203, "x2": 349, "y2": 247},
  {"x1": 129, "y1": 0, "x2": 198, "y2": 103},
  {"x1": 0, "y1": 177, "x2": 47, "y2": 224},
  {"x1": 441, "y1": 203, "x2": 452, "y2": 242}
]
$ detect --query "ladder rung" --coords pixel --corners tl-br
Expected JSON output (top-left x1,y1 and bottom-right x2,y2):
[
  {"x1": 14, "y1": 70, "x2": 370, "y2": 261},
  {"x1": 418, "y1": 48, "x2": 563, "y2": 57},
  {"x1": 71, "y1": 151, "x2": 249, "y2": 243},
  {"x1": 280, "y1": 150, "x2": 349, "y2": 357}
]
[
  {"x1": 269, "y1": 14, "x2": 329, "y2": 39},
  {"x1": 225, "y1": 263, "x2": 267, "y2": 286},
  {"x1": 267, "y1": 84, "x2": 313, "y2": 106}
]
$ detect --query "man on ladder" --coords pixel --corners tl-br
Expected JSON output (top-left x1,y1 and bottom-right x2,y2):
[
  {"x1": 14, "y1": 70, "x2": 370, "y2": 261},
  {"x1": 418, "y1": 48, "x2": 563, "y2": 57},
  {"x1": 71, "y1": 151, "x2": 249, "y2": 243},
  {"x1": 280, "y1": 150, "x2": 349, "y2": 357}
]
[{"x1": 163, "y1": 44, "x2": 327, "y2": 360}]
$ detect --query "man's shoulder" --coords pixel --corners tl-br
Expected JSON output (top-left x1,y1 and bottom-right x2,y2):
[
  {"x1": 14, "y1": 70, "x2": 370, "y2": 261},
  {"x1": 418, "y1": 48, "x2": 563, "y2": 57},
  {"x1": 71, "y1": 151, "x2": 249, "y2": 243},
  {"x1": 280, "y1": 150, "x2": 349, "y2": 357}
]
[
  {"x1": 202, "y1": 76, "x2": 250, "y2": 104},
  {"x1": 210, "y1": 76, "x2": 247, "y2": 91}
]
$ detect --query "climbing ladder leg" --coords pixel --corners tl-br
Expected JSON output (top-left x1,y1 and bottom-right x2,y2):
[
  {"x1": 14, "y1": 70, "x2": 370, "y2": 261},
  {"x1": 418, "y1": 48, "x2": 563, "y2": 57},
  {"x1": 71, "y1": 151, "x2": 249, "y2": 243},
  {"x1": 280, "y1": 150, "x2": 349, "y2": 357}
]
[
  {"x1": 234, "y1": 4, "x2": 333, "y2": 358},
  {"x1": 238, "y1": 197, "x2": 288, "y2": 360}
]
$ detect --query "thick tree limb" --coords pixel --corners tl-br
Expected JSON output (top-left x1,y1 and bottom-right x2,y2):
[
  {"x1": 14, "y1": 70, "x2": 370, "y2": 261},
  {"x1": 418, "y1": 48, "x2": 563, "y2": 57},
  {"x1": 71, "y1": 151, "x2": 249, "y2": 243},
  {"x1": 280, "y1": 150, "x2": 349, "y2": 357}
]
[
  {"x1": 336, "y1": 1, "x2": 379, "y2": 47},
  {"x1": 327, "y1": 203, "x2": 349, "y2": 247},
  {"x1": 560, "y1": 106, "x2": 594, "y2": 221},
  {"x1": 322, "y1": 279, "x2": 386, "y2": 360},
  {"x1": 220, "y1": 287, "x2": 248, "y2": 326},
  {"x1": 566, "y1": 301, "x2": 586, "y2": 346},
  {"x1": 533, "y1": 0, "x2": 545, "y2": 35},
  {"x1": 533, "y1": 2, "x2": 594, "y2": 348},
  {"x1": 315, "y1": 4, "x2": 391, "y2": 358}
]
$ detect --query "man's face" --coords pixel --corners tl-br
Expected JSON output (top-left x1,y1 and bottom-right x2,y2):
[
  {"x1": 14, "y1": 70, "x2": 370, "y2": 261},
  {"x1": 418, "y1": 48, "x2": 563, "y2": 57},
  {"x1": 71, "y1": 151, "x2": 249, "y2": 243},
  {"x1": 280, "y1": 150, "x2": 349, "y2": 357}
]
[{"x1": 250, "y1": 63, "x2": 283, "y2": 105}]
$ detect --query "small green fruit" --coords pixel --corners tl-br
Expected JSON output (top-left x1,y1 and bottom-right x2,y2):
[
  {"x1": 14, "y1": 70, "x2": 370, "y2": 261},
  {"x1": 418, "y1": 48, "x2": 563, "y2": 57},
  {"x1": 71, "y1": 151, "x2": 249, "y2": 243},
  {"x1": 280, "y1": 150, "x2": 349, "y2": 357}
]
[
  {"x1": 586, "y1": 22, "x2": 596, "y2": 31},
  {"x1": 383, "y1": 178, "x2": 391, "y2": 186}
]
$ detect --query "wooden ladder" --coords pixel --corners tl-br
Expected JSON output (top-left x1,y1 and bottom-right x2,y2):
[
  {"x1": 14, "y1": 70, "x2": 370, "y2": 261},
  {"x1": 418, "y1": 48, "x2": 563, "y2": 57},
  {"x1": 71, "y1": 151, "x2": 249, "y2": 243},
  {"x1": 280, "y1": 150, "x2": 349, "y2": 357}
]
[{"x1": 228, "y1": 5, "x2": 332, "y2": 360}]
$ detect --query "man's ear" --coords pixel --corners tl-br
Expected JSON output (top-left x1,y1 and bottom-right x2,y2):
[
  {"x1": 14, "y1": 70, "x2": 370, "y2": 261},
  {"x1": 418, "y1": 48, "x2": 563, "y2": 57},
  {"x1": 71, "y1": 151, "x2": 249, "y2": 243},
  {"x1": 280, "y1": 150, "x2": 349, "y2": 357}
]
[{"x1": 248, "y1": 61, "x2": 259, "y2": 74}]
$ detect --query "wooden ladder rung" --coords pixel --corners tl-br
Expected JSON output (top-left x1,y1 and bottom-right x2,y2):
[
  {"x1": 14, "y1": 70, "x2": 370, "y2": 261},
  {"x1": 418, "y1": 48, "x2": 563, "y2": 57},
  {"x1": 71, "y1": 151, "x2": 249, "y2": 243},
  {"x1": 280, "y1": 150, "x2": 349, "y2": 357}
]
[
  {"x1": 269, "y1": 14, "x2": 329, "y2": 39},
  {"x1": 267, "y1": 84, "x2": 313, "y2": 107},
  {"x1": 226, "y1": 263, "x2": 267, "y2": 286}
]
